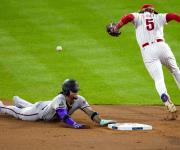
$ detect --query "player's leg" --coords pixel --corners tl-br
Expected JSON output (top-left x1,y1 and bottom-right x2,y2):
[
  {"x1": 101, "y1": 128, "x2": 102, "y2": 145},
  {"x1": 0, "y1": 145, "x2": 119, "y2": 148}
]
[
  {"x1": 144, "y1": 60, "x2": 177, "y2": 120},
  {"x1": 0, "y1": 101, "x2": 40, "y2": 121},
  {"x1": 13, "y1": 96, "x2": 33, "y2": 108},
  {"x1": 144, "y1": 60, "x2": 167, "y2": 96},
  {"x1": 19, "y1": 106, "x2": 40, "y2": 121},
  {"x1": 154, "y1": 43, "x2": 178, "y2": 119},
  {"x1": 160, "y1": 44, "x2": 180, "y2": 89},
  {"x1": 0, "y1": 105, "x2": 21, "y2": 119},
  {"x1": 173, "y1": 70, "x2": 180, "y2": 89},
  {"x1": 141, "y1": 46, "x2": 169, "y2": 101}
]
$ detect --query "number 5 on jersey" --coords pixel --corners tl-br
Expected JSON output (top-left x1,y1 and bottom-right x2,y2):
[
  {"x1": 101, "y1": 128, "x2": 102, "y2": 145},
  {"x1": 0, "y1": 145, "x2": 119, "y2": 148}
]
[{"x1": 146, "y1": 19, "x2": 154, "y2": 31}]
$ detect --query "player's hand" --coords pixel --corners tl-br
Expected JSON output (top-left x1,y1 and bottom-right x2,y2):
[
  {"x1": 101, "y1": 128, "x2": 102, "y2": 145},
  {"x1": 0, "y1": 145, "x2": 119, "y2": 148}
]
[
  {"x1": 73, "y1": 123, "x2": 90, "y2": 129},
  {"x1": 100, "y1": 119, "x2": 117, "y2": 126}
]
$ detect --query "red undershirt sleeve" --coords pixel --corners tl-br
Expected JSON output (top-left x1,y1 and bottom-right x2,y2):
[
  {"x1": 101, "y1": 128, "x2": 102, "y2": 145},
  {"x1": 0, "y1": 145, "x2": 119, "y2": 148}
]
[
  {"x1": 166, "y1": 13, "x2": 180, "y2": 22},
  {"x1": 115, "y1": 14, "x2": 135, "y2": 29}
]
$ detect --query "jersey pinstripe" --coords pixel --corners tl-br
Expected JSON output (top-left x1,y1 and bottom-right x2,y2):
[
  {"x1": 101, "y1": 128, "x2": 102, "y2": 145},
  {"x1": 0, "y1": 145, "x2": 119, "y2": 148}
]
[
  {"x1": 130, "y1": 12, "x2": 180, "y2": 97},
  {"x1": 132, "y1": 12, "x2": 167, "y2": 47}
]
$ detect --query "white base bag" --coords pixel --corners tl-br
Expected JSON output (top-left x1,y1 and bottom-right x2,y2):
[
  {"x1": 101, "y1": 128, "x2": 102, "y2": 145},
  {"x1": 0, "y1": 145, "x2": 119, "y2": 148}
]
[{"x1": 108, "y1": 123, "x2": 152, "y2": 131}]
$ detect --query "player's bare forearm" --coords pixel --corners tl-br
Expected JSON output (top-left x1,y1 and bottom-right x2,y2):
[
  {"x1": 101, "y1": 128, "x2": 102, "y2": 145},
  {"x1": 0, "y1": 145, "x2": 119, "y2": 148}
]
[
  {"x1": 166, "y1": 13, "x2": 180, "y2": 22},
  {"x1": 82, "y1": 107, "x2": 117, "y2": 126},
  {"x1": 82, "y1": 107, "x2": 101, "y2": 123}
]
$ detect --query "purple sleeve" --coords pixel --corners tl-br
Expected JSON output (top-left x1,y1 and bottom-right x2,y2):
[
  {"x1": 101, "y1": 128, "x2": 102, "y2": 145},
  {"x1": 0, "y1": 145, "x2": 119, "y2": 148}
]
[{"x1": 56, "y1": 108, "x2": 76, "y2": 126}]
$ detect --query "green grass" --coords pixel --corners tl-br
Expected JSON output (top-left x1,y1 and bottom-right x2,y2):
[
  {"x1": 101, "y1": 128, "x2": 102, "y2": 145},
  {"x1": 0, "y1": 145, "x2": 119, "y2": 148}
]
[{"x1": 0, "y1": 0, "x2": 180, "y2": 104}]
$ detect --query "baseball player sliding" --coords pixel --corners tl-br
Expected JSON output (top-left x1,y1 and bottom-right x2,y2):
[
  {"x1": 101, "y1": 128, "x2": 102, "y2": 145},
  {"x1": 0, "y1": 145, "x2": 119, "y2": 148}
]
[
  {"x1": 0, "y1": 79, "x2": 116, "y2": 129},
  {"x1": 107, "y1": 4, "x2": 180, "y2": 120}
]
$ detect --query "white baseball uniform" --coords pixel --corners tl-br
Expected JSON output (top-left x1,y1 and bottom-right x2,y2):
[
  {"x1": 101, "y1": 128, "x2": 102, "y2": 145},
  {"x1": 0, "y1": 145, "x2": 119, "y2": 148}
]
[
  {"x1": 0, "y1": 94, "x2": 90, "y2": 121},
  {"x1": 132, "y1": 12, "x2": 180, "y2": 97}
]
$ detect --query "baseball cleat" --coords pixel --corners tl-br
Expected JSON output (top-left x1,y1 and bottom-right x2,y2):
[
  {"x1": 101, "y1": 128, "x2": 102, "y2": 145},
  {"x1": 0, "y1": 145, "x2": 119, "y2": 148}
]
[
  {"x1": 164, "y1": 111, "x2": 178, "y2": 120},
  {"x1": 164, "y1": 106, "x2": 178, "y2": 120},
  {"x1": 166, "y1": 101, "x2": 177, "y2": 113},
  {"x1": 162, "y1": 95, "x2": 178, "y2": 120}
]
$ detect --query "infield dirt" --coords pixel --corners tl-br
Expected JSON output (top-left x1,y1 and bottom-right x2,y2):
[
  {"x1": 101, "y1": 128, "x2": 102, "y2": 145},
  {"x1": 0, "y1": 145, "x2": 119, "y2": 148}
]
[{"x1": 0, "y1": 103, "x2": 180, "y2": 150}]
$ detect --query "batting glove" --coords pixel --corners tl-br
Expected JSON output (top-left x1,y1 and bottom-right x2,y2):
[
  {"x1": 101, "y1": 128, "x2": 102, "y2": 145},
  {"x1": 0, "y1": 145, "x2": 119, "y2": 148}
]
[
  {"x1": 73, "y1": 123, "x2": 89, "y2": 129},
  {"x1": 100, "y1": 119, "x2": 117, "y2": 126},
  {"x1": 73, "y1": 123, "x2": 83, "y2": 128}
]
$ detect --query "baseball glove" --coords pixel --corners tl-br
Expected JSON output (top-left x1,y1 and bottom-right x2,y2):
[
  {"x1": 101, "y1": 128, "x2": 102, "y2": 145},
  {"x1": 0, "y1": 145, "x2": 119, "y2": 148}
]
[{"x1": 106, "y1": 23, "x2": 121, "y2": 37}]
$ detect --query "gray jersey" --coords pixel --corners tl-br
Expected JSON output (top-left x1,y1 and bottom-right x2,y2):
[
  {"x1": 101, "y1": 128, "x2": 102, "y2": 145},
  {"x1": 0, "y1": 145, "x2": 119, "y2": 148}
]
[
  {"x1": 1, "y1": 95, "x2": 90, "y2": 122},
  {"x1": 41, "y1": 94, "x2": 90, "y2": 120}
]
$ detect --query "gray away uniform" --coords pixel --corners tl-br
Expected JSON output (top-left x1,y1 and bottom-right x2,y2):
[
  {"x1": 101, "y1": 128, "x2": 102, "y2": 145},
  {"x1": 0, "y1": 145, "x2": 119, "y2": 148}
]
[{"x1": 0, "y1": 94, "x2": 90, "y2": 121}]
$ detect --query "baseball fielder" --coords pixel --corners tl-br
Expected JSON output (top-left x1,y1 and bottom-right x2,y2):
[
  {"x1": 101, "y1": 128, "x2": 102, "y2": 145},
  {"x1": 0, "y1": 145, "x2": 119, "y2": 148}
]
[
  {"x1": 0, "y1": 79, "x2": 116, "y2": 129},
  {"x1": 107, "y1": 4, "x2": 180, "y2": 120}
]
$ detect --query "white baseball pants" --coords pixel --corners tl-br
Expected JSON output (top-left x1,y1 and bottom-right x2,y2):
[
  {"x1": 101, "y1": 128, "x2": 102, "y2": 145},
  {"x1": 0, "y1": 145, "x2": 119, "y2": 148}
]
[{"x1": 141, "y1": 42, "x2": 180, "y2": 97}]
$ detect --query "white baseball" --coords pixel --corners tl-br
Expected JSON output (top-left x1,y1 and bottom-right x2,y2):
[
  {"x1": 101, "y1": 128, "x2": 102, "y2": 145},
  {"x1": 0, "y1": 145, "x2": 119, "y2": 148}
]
[{"x1": 56, "y1": 46, "x2": 62, "y2": 51}]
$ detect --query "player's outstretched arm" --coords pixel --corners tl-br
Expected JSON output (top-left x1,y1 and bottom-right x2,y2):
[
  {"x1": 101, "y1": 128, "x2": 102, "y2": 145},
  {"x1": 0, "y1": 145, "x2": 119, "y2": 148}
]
[
  {"x1": 56, "y1": 108, "x2": 88, "y2": 129},
  {"x1": 114, "y1": 13, "x2": 135, "y2": 30},
  {"x1": 166, "y1": 13, "x2": 180, "y2": 22},
  {"x1": 82, "y1": 107, "x2": 116, "y2": 126},
  {"x1": 106, "y1": 13, "x2": 134, "y2": 37}
]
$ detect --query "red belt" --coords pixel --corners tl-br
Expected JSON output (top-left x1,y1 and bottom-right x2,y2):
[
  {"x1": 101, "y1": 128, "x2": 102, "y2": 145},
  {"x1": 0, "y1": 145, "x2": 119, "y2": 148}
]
[{"x1": 142, "y1": 39, "x2": 164, "y2": 48}]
